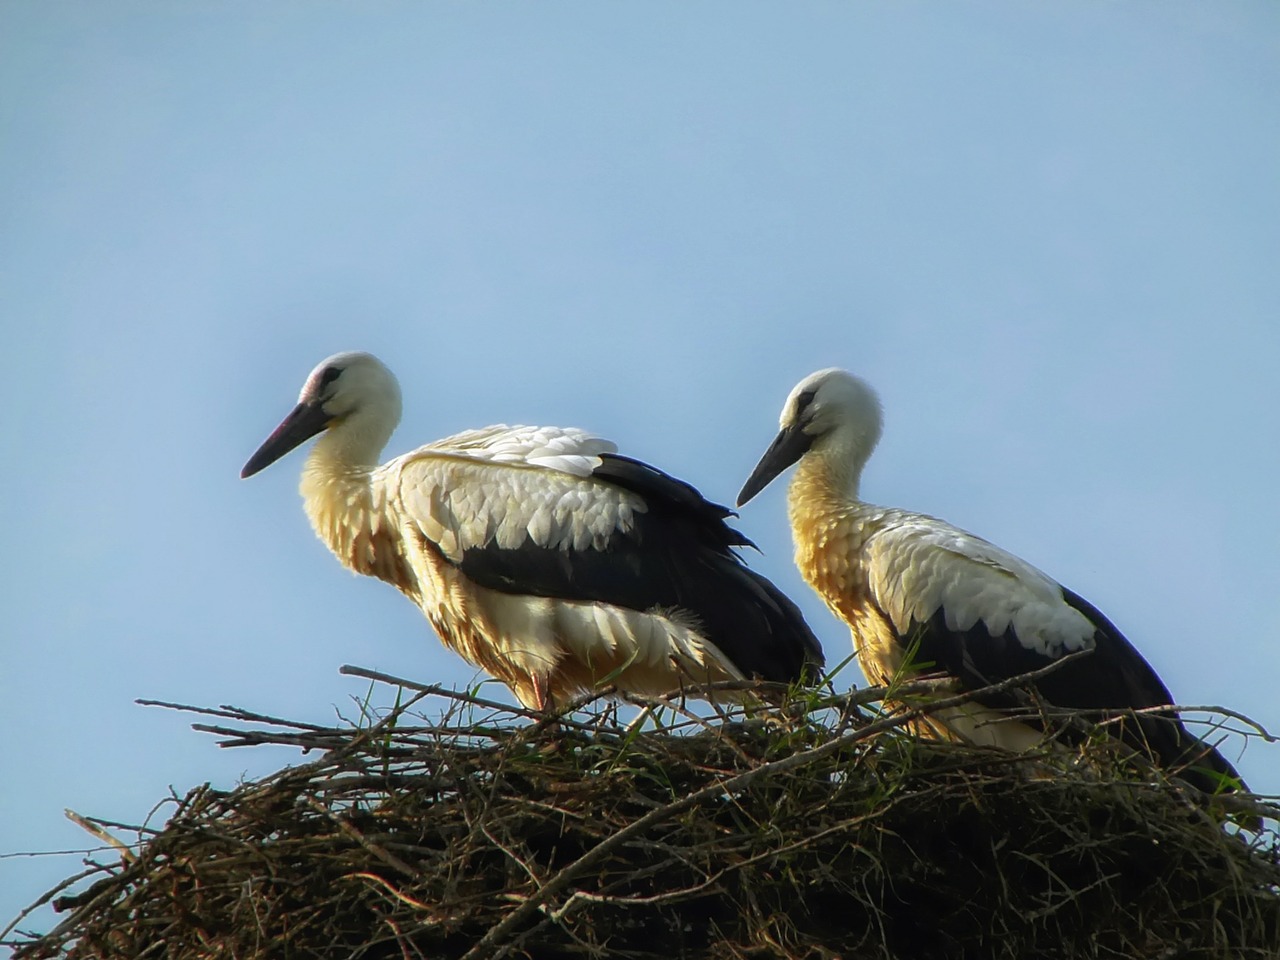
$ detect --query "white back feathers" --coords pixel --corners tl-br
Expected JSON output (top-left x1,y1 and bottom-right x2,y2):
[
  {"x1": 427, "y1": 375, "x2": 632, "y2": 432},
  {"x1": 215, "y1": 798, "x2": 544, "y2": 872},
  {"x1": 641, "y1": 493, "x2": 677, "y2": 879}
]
[
  {"x1": 738, "y1": 367, "x2": 1242, "y2": 794},
  {"x1": 243, "y1": 351, "x2": 824, "y2": 711}
]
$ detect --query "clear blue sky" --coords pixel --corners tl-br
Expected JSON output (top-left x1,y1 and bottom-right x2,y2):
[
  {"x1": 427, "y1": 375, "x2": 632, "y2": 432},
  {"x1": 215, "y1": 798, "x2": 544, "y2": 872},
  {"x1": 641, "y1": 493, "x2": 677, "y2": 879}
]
[{"x1": 3, "y1": 1, "x2": 1278, "y2": 938}]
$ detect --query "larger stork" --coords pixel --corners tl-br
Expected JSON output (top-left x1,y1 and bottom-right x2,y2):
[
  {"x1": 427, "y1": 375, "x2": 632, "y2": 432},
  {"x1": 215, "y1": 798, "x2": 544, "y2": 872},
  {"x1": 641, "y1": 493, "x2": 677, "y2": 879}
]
[
  {"x1": 737, "y1": 367, "x2": 1242, "y2": 792},
  {"x1": 242, "y1": 351, "x2": 823, "y2": 710}
]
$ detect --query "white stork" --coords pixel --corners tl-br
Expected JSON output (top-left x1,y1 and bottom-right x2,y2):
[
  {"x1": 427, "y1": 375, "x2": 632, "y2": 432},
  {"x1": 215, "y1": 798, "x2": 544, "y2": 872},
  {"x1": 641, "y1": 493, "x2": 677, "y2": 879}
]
[
  {"x1": 736, "y1": 367, "x2": 1242, "y2": 792},
  {"x1": 241, "y1": 351, "x2": 823, "y2": 710}
]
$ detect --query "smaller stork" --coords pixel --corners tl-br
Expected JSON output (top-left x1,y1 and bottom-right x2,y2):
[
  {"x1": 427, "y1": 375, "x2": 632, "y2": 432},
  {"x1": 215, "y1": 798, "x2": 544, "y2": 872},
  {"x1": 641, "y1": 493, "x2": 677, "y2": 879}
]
[
  {"x1": 242, "y1": 351, "x2": 823, "y2": 710},
  {"x1": 737, "y1": 368, "x2": 1242, "y2": 792}
]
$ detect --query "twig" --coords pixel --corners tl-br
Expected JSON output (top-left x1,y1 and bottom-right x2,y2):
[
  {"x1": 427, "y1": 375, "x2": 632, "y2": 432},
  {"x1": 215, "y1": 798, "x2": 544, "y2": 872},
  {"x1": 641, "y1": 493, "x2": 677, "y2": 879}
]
[
  {"x1": 63, "y1": 811, "x2": 134, "y2": 863},
  {"x1": 0, "y1": 866, "x2": 102, "y2": 945},
  {"x1": 301, "y1": 797, "x2": 418, "y2": 879},
  {"x1": 460, "y1": 653, "x2": 1094, "y2": 960},
  {"x1": 339, "y1": 667, "x2": 546, "y2": 719},
  {"x1": 338, "y1": 665, "x2": 611, "y2": 736},
  {"x1": 136, "y1": 699, "x2": 332, "y2": 731}
]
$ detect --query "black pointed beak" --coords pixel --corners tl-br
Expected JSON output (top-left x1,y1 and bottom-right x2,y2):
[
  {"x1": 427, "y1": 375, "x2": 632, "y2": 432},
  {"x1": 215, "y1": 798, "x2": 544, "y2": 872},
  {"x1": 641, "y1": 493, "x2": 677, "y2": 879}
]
[
  {"x1": 241, "y1": 401, "x2": 332, "y2": 479},
  {"x1": 737, "y1": 421, "x2": 814, "y2": 506}
]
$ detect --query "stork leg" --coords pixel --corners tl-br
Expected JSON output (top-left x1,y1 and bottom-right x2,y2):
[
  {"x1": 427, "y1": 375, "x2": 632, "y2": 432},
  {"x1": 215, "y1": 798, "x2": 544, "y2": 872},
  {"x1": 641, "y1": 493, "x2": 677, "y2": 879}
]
[{"x1": 530, "y1": 673, "x2": 552, "y2": 713}]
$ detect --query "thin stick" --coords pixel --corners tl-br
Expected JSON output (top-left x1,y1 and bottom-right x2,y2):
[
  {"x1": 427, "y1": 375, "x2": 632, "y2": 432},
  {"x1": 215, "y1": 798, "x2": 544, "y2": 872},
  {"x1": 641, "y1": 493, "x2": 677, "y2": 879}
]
[
  {"x1": 63, "y1": 811, "x2": 134, "y2": 863},
  {"x1": 461, "y1": 654, "x2": 1094, "y2": 960}
]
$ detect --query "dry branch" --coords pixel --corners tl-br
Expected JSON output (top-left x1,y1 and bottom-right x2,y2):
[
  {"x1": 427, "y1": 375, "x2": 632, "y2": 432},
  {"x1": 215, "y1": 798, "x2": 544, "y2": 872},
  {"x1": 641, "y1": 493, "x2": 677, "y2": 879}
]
[{"x1": 6, "y1": 669, "x2": 1278, "y2": 960}]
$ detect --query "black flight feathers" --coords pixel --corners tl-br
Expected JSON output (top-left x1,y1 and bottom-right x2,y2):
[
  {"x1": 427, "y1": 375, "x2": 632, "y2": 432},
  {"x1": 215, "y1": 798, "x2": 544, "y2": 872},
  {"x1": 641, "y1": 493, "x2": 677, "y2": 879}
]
[
  {"x1": 452, "y1": 453, "x2": 824, "y2": 686},
  {"x1": 894, "y1": 586, "x2": 1241, "y2": 792},
  {"x1": 589, "y1": 454, "x2": 754, "y2": 550}
]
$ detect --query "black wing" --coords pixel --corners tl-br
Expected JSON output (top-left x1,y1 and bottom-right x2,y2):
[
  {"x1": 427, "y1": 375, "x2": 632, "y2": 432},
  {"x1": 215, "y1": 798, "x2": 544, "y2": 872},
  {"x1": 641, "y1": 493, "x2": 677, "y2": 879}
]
[
  {"x1": 454, "y1": 453, "x2": 824, "y2": 685},
  {"x1": 893, "y1": 586, "x2": 1241, "y2": 792}
]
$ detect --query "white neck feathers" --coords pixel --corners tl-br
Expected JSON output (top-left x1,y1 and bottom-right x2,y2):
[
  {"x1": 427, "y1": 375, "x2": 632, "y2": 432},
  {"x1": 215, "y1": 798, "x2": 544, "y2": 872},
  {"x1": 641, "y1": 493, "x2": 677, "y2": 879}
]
[
  {"x1": 799, "y1": 419, "x2": 876, "y2": 503},
  {"x1": 299, "y1": 422, "x2": 391, "y2": 578}
]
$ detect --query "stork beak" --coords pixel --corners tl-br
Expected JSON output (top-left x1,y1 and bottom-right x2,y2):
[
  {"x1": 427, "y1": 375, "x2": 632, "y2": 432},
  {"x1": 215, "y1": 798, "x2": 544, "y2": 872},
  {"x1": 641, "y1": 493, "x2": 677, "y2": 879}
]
[
  {"x1": 241, "y1": 401, "x2": 333, "y2": 479},
  {"x1": 737, "y1": 421, "x2": 814, "y2": 506}
]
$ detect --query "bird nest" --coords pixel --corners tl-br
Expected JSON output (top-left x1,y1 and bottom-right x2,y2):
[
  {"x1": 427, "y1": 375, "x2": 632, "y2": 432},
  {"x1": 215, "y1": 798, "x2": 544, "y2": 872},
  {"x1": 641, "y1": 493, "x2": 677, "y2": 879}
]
[{"x1": 7, "y1": 666, "x2": 1279, "y2": 960}]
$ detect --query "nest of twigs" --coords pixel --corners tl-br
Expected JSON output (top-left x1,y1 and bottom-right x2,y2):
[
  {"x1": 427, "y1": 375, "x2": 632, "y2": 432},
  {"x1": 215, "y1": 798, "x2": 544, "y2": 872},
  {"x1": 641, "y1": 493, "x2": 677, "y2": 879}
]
[{"x1": 7, "y1": 665, "x2": 1279, "y2": 960}]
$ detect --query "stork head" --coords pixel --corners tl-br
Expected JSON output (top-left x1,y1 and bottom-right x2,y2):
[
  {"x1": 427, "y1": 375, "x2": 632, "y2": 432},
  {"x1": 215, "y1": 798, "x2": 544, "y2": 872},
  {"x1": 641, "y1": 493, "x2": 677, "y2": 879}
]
[
  {"x1": 241, "y1": 351, "x2": 403, "y2": 479},
  {"x1": 737, "y1": 368, "x2": 883, "y2": 505}
]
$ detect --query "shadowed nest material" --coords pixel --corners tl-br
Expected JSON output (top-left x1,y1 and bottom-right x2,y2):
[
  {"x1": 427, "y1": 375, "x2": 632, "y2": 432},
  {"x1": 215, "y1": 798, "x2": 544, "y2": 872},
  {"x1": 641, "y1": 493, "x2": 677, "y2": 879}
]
[{"x1": 7, "y1": 667, "x2": 1279, "y2": 960}]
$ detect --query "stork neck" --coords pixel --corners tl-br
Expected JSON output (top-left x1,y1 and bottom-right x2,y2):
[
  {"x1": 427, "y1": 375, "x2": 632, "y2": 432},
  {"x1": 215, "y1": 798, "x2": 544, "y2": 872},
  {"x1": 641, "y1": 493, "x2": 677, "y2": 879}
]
[
  {"x1": 794, "y1": 444, "x2": 865, "y2": 503},
  {"x1": 313, "y1": 409, "x2": 394, "y2": 472},
  {"x1": 786, "y1": 446, "x2": 867, "y2": 529},
  {"x1": 300, "y1": 441, "x2": 380, "y2": 573}
]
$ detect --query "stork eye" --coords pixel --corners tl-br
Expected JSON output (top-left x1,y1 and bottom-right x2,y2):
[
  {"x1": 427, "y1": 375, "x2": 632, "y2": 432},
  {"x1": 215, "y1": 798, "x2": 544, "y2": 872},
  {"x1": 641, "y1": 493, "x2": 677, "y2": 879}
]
[
  {"x1": 320, "y1": 366, "x2": 342, "y2": 386},
  {"x1": 794, "y1": 389, "x2": 817, "y2": 417}
]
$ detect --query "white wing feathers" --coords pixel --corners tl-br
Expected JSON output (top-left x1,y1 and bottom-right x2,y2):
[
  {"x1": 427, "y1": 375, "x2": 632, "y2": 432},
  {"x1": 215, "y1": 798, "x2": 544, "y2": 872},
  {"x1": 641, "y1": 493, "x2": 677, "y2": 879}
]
[
  {"x1": 382, "y1": 425, "x2": 641, "y2": 562},
  {"x1": 417, "y1": 424, "x2": 618, "y2": 476},
  {"x1": 864, "y1": 513, "x2": 1096, "y2": 659}
]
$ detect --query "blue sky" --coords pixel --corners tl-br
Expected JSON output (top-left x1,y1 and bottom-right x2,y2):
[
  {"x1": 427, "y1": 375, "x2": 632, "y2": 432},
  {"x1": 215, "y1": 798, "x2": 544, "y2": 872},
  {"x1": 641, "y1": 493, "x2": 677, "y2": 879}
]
[{"x1": 2, "y1": 1, "x2": 1278, "y2": 938}]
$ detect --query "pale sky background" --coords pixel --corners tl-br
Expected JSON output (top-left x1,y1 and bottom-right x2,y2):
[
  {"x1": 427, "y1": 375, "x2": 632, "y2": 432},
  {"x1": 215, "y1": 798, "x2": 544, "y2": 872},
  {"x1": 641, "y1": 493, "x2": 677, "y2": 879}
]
[{"x1": 2, "y1": 1, "x2": 1278, "y2": 941}]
